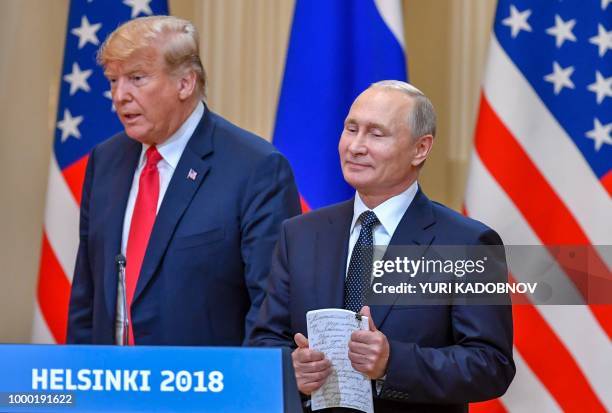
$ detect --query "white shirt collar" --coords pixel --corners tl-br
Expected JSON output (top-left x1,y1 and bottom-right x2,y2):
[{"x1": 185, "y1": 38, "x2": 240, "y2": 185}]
[
  {"x1": 139, "y1": 101, "x2": 205, "y2": 169},
  {"x1": 351, "y1": 181, "x2": 419, "y2": 237}
]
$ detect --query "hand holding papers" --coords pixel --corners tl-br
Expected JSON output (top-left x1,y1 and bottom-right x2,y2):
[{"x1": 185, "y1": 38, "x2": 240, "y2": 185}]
[
  {"x1": 305, "y1": 308, "x2": 374, "y2": 413},
  {"x1": 347, "y1": 305, "x2": 390, "y2": 381},
  {"x1": 292, "y1": 333, "x2": 332, "y2": 395}
]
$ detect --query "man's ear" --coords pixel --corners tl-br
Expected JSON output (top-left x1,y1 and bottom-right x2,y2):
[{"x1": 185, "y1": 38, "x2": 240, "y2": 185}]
[
  {"x1": 177, "y1": 70, "x2": 197, "y2": 101},
  {"x1": 411, "y1": 135, "x2": 434, "y2": 167}
]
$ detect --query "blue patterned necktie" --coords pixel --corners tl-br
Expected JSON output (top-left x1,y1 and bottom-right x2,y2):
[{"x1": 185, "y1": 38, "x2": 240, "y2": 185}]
[{"x1": 344, "y1": 210, "x2": 380, "y2": 313}]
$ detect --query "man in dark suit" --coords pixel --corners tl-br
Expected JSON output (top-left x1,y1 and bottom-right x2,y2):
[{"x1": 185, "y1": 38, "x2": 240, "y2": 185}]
[
  {"x1": 66, "y1": 16, "x2": 301, "y2": 346},
  {"x1": 250, "y1": 81, "x2": 515, "y2": 412}
]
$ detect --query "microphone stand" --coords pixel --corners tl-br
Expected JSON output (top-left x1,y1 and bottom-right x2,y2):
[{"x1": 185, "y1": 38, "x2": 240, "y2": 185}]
[{"x1": 115, "y1": 254, "x2": 129, "y2": 346}]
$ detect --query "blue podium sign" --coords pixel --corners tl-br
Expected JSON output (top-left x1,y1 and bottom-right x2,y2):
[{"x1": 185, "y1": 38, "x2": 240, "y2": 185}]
[{"x1": 0, "y1": 345, "x2": 301, "y2": 412}]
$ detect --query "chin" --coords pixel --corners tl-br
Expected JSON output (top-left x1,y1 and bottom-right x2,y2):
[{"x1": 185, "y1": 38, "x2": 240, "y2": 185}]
[
  {"x1": 344, "y1": 174, "x2": 374, "y2": 191},
  {"x1": 125, "y1": 133, "x2": 146, "y2": 143},
  {"x1": 124, "y1": 128, "x2": 152, "y2": 144}
]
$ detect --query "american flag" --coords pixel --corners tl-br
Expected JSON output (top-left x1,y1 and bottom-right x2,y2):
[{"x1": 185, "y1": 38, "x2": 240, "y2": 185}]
[
  {"x1": 32, "y1": 0, "x2": 169, "y2": 344},
  {"x1": 466, "y1": 1, "x2": 612, "y2": 412}
]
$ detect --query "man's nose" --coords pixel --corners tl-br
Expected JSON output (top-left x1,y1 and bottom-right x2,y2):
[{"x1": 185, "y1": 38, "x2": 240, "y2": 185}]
[
  {"x1": 347, "y1": 132, "x2": 367, "y2": 155},
  {"x1": 112, "y1": 78, "x2": 132, "y2": 104}
]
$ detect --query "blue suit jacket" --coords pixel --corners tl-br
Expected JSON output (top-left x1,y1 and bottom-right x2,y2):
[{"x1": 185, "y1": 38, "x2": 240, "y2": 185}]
[
  {"x1": 67, "y1": 109, "x2": 301, "y2": 345},
  {"x1": 250, "y1": 189, "x2": 515, "y2": 413}
]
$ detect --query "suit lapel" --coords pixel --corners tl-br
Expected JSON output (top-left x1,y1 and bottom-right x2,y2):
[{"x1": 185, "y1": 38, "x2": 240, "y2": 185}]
[
  {"x1": 132, "y1": 109, "x2": 215, "y2": 304},
  {"x1": 103, "y1": 137, "x2": 141, "y2": 319},
  {"x1": 369, "y1": 189, "x2": 437, "y2": 328},
  {"x1": 314, "y1": 200, "x2": 354, "y2": 309}
]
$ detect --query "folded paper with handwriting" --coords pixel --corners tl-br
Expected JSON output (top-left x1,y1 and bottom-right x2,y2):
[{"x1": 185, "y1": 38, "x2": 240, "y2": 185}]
[{"x1": 306, "y1": 308, "x2": 373, "y2": 413}]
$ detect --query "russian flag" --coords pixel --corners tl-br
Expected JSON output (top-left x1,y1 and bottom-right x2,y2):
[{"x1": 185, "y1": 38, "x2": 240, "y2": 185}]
[{"x1": 273, "y1": 0, "x2": 408, "y2": 211}]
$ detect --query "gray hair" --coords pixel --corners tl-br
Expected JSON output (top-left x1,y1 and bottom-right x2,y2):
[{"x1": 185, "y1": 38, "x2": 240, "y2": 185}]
[{"x1": 370, "y1": 80, "x2": 436, "y2": 138}]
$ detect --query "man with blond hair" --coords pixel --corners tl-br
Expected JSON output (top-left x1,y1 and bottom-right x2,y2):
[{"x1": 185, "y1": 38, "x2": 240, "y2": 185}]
[{"x1": 67, "y1": 16, "x2": 301, "y2": 346}]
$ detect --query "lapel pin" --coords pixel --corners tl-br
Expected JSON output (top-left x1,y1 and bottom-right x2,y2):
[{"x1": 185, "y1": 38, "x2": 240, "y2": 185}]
[{"x1": 187, "y1": 168, "x2": 198, "y2": 181}]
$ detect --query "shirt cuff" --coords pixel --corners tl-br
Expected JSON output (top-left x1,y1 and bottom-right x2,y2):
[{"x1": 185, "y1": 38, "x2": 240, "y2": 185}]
[{"x1": 375, "y1": 374, "x2": 387, "y2": 395}]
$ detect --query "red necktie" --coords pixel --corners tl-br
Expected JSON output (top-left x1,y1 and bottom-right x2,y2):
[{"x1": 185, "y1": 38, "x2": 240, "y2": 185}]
[{"x1": 125, "y1": 146, "x2": 162, "y2": 345}]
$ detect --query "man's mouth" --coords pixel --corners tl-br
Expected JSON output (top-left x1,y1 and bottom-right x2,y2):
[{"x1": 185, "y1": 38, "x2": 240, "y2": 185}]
[
  {"x1": 122, "y1": 113, "x2": 141, "y2": 122},
  {"x1": 345, "y1": 160, "x2": 370, "y2": 168}
]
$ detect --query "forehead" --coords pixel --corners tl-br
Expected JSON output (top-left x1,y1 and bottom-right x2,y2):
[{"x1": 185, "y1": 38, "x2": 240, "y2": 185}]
[
  {"x1": 104, "y1": 47, "x2": 162, "y2": 75},
  {"x1": 347, "y1": 88, "x2": 413, "y2": 125}
]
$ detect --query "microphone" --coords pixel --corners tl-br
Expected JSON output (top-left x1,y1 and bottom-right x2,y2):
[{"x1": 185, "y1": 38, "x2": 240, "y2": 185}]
[
  {"x1": 115, "y1": 254, "x2": 129, "y2": 345},
  {"x1": 115, "y1": 254, "x2": 126, "y2": 270}
]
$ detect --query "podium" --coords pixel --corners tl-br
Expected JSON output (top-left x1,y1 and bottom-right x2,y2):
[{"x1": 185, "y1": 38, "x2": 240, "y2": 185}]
[{"x1": 0, "y1": 344, "x2": 302, "y2": 412}]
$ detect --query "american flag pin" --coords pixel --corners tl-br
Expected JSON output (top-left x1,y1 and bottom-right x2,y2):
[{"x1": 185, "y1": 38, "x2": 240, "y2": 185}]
[{"x1": 187, "y1": 168, "x2": 198, "y2": 181}]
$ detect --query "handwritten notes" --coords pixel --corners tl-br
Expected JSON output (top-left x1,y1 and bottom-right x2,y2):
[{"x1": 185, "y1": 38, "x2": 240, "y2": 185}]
[{"x1": 306, "y1": 309, "x2": 373, "y2": 413}]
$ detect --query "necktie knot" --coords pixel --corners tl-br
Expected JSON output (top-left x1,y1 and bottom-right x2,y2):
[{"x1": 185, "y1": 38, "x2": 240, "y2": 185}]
[
  {"x1": 359, "y1": 210, "x2": 379, "y2": 230},
  {"x1": 145, "y1": 146, "x2": 162, "y2": 168}
]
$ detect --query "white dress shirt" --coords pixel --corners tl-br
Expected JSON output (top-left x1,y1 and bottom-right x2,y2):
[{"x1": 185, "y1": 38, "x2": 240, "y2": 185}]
[
  {"x1": 120, "y1": 102, "x2": 205, "y2": 255},
  {"x1": 346, "y1": 181, "x2": 419, "y2": 277}
]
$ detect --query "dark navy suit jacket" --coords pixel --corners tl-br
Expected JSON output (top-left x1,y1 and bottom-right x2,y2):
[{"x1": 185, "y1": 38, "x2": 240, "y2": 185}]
[
  {"x1": 67, "y1": 109, "x2": 301, "y2": 345},
  {"x1": 250, "y1": 189, "x2": 515, "y2": 413}
]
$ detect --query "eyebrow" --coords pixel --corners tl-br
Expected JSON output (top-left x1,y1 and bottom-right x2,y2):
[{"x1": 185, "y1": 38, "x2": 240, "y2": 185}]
[
  {"x1": 368, "y1": 123, "x2": 387, "y2": 131},
  {"x1": 104, "y1": 65, "x2": 149, "y2": 77},
  {"x1": 345, "y1": 118, "x2": 389, "y2": 132},
  {"x1": 128, "y1": 64, "x2": 149, "y2": 72}
]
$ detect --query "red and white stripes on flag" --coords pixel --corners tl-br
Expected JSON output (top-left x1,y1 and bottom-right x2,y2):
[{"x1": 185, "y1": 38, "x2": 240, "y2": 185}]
[
  {"x1": 466, "y1": 2, "x2": 612, "y2": 412},
  {"x1": 31, "y1": 157, "x2": 82, "y2": 343}
]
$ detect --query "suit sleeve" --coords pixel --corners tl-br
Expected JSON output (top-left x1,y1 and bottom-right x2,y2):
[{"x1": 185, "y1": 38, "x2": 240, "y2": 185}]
[
  {"x1": 240, "y1": 151, "x2": 301, "y2": 345},
  {"x1": 380, "y1": 229, "x2": 516, "y2": 404},
  {"x1": 248, "y1": 221, "x2": 296, "y2": 348},
  {"x1": 66, "y1": 147, "x2": 96, "y2": 344}
]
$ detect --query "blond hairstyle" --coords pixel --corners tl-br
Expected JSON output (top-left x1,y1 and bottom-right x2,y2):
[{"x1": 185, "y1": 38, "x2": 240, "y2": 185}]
[{"x1": 98, "y1": 16, "x2": 206, "y2": 98}]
